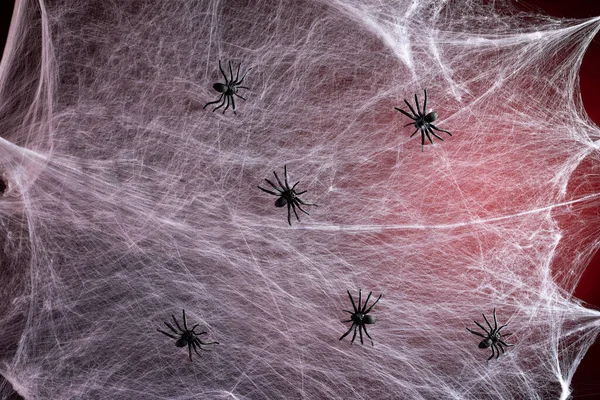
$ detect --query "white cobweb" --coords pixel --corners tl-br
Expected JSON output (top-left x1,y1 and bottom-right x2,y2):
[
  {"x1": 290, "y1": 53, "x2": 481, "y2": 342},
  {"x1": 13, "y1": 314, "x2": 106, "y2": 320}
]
[{"x1": 0, "y1": 0, "x2": 600, "y2": 399}]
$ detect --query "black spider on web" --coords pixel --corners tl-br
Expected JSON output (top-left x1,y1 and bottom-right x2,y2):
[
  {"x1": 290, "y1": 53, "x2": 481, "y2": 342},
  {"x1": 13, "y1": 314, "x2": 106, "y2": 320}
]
[
  {"x1": 203, "y1": 60, "x2": 251, "y2": 114},
  {"x1": 339, "y1": 289, "x2": 382, "y2": 346},
  {"x1": 157, "y1": 309, "x2": 219, "y2": 361},
  {"x1": 258, "y1": 165, "x2": 317, "y2": 225},
  {"x1": 467, "y1": 308, "x2": 514, "y2": 361},
  {"x1": 395, "y1": 89, "x2": 452, "y2": 151}
]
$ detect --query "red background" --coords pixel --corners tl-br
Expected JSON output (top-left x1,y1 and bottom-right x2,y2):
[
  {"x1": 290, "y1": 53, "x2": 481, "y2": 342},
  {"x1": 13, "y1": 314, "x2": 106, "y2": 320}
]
[
  {"x1": 518, "y1": 1, "x2": 600, "y2": 398},
  {"x1": 0, "y1": 0, "x2": 597, "y2": 398}
]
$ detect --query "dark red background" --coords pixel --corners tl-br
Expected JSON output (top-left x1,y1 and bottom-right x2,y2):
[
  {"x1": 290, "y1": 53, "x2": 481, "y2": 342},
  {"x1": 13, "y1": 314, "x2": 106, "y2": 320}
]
[
  {"x1": 0, "y1": 0, "x2": 597, "y2": 398},
  {"x1": 518, "y1": 1, "x2": 600, "y2": 398}
]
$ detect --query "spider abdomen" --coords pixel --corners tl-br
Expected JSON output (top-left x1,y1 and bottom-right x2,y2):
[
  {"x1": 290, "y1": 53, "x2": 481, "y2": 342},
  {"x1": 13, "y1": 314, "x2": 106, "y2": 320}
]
[
  {"x1": 363, "y1": 315, "x2": 376, "y2": 324},
  {"x1": 425, "y1": 111, "x2": 438, "y2": 123},
  {"x1": 275, "y1": 197, "x2": 288, "y2": 207},
  {"x1": 213, "y1": 83, "x2": 227, "y2": 93},
  {"x1": 479, "y1": 338, "x2": 492, "y2": 348}
]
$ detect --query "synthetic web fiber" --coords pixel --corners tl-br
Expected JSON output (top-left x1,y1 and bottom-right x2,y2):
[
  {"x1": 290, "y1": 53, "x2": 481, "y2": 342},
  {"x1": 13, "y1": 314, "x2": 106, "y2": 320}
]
[{"x1": 0, "y1": 0, "x2": 599, "y2": 399}]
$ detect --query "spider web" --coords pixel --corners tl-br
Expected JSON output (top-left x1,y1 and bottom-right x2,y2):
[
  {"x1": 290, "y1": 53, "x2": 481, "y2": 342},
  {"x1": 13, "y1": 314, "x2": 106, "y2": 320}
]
[{"x1": 0, "y1": 0, "x2": 599, "y2": 399}]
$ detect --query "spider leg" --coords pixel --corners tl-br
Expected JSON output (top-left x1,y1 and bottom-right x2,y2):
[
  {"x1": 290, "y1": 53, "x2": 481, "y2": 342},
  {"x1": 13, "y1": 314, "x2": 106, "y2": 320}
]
[
  {"x1": 422, "y1": 89, "x2": 427, "y2": 115},
  {"x1": 258, "y1": 186, "x2": 280, "y2": 196},
  {"x1": 498, "y1": 339, "x2": 513, "y2": 347},
  {"x1": 497, "y1": 324, "x2": 509, "y2": 332},
  {"x1": 421, "y1": 130, "x2": 425, "y2": 152},
  {"x1": 237, "y1": 86, "x2": 250, "y2": 90},
  {"x1": 343, "y1": 310, "x2": 354, "y2": 314},
  {"x1": 339, "y1": 323, "x2": 356, "y2": 341},
  {"x1": 296, "y1": 198, "x2": 317, "y2": 207},
  {"x1": 494, "y1": 344, "x2": 501, "y2": 359},
  {"x1": 291, "y1": 202, "x2": 301, "y2": 222},
  {"x1": 231, "y1": 94, "x2": 236, "y2": 110},
  {"x1": 164, "y1": 322, "x2": 181, "y2": 337},
  {"x1": 341, "y1": 319, "x2": 353, "y2": 322},
  {"x1": 363, "y1": 324, "x2": 375, "y2": 346},
  {"x1": 291, "y1": 181, "x2": 300, "y2": 191},
  {"x1": 283, "y1": 165, "x2": 290, "y2": 191},
  {"x1": 482, "y1": 313, "x2": 493, "y2": 332},
  {"x1": 203, "y1": 95, "x2": 224, "y2": 109},
  {"x1": 363, "y1": 293, "x2": 382, "y2": 314},
  {"x1": 466, "y1": 327, "x2": 486, "y2": 338},
  {"x1": 493, "y1": 308, "x2": 498, "y2": 330},
  {"x1": 229, "y1": 60, "x2": 234, "y2": 83},
  {"x1": 487, "y1": 345, "x2": 495, "y2": 361},
  {"x1": 414, "y1": 93, "x2": 421, "y2": 117},
  {"x1": 497, "y1": 343, "x2": 505, "y2": 354},
  {"x1": 273, "y1": 170, "x2": 285, "y2": 190},
  {"x1": 234, "y1": 93, "x2": 246, "y2": 101},
  {"x1": 294, "y1": 201, "x2": 310, "y2": 216},
  {"x1": 212, "y1": 96, "x2": 227, "y2": 112},
  {"x1": 361, "y1": 291, "x2": 373, "y2": 313},
  {"x1": 170, "y1": 316, "x2": 184, "y2": 333},
  {"x1": 287, "y1": 202, "x2": 292, "y2": 225},
  {"x1": 263, "y1": 178, "x2": 283, "y2": 192},
  {"x1": 358, "y1": 323, "x2": 364, "y2": 345},
  {"x1": 350, "y1": 324, "x2": 359, "y2": 344},
  {"x1": 222, "y1": 95, "x2": 231, "y2": 114},
  {"x1": 188, "y1": 342, "x2": 194, "y2": 361},
  {"x1": 474, "y1": 321, "x2": 490, "y2": 335},
  {"x1": 190, "y1": 324, "x2": 199, "y2": 333},
  {"x1": 157, "y1": 328, "x2": 178, "y2": 339},
  {"x1": 357, "y1": 289, "x2": 362, "y2": 313},
  {"x1": 427, "y1": 127, "x2": 444, "y2": 141},
  {"x1": 430, "y1": 124, "x2": 452, "y2": 136},
  {"x1": 395, "y1": 107, "x2": 416, "y2": 120},
  {"x1": 218, "y1": 60, "x2": 228, "y2": 82},
  {"x1": 182, "y1": 310, "x2": 188, "y2": 330},
  {"x1": 410, "y1": 128, "x2": 419, "y2": 138},
  {"x1": 347, "y1": 290, "x2": 358, "y2": 313},
  {"x1": 191, "y1": 341, "x2": 203, "y2": 357},
  {"x1": 235, "y1": 62, "x2": 241, "y2": 82},
  {"x1": 423, "y1": 128, "x2": 434, "y2": 145},
  {"x1": 236, "y1": 68, "x2": 252, "y2": 86},
  {"x1": 404, "y1": 122, "x2": 414, "y2": 127},
  {"x1": 403, "y1": 99, "x2": 419, "y2": 119}
]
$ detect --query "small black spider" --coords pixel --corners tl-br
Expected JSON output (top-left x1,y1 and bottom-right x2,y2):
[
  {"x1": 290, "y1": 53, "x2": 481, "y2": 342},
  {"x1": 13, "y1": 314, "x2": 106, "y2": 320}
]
[
  {"x1": 157, "y1": 309, "x2": 219, "y2": 361},
  {"x1": 203, "y1": 60, "x2": 250, "y2": 114},
  {"x1": 395, "y1": 89, "x2": 452, "y2": 151},
  {"x1": 467, "y1": 308, "x2": 514, "y2": 361},
  {"x1": 339, "y1": 289, "x2": 382, "y2": 346},
  {"x1": 258, "y1": 165, "x2": 317, "y2": 226}
]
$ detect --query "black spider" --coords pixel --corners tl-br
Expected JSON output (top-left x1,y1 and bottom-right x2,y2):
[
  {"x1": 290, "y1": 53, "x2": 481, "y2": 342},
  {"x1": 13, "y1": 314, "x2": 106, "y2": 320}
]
[
  {"x1": 467, "y1": 308, "x2": 514, "y2": 361},
  {"x1": 339, "y1": 289, "x2": 382, "y2": 346},
  {"x1": 258, "y1": 165, "x2": 317, "y2": 225},
  {"x1": 203, "y1": 60, "x2": 250, "y2": 114},
  {"x1": 395, "y1": 89, "x2": 452, "y2": 151},
  {"x1": 157, "y1": 309, "x2": 219, "y2": 361}
]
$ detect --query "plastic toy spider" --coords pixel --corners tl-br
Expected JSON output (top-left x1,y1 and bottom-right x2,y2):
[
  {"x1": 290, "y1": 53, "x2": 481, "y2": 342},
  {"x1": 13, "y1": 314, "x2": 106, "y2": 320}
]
[
  {"x1": 203, "y1": 60, "x2": 250, "y2": 114},
  {"x1": 467, "y1": 308, "x2": 513, "y2": 361},
  {"x1": 258, "y1": 165, "x2": 317, "y2": 225},
  {"x1": 157, "y1": 309, "x2": 219, "y2": 361},
  {"x1": 339, "y1": 289, "x2": 382, "y2": 346},
  {"x1": 395, "y1": 89, "x2": 452, "y2": 151}
]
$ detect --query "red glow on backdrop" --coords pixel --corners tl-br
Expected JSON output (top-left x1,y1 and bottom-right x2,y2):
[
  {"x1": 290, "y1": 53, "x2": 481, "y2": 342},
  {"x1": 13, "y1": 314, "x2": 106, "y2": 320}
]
[{"x1": 516, "y1": 1, "x2": 600, "y2": 398}]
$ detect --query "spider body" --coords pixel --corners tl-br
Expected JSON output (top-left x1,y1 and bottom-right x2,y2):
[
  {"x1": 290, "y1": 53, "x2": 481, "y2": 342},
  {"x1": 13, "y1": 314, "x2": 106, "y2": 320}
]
[
  {"x1": 467, "y1": 308, "x2": 513, "y2": 361},
  {"x1": 395, "y1": 89, "x2": 452, "y2": 151},
  {"x1": 158, "y1": 309, "x2": 219, "y2": 361},
  {"x1": 258, "y1": 165, "x2": 317, "y2": 225},
  {"x1": 203, "y1": 60, "x2": 250, "y2": 114},
  {"x1": 339, "y1": 289, "x2": 382, "y2": 346}
]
